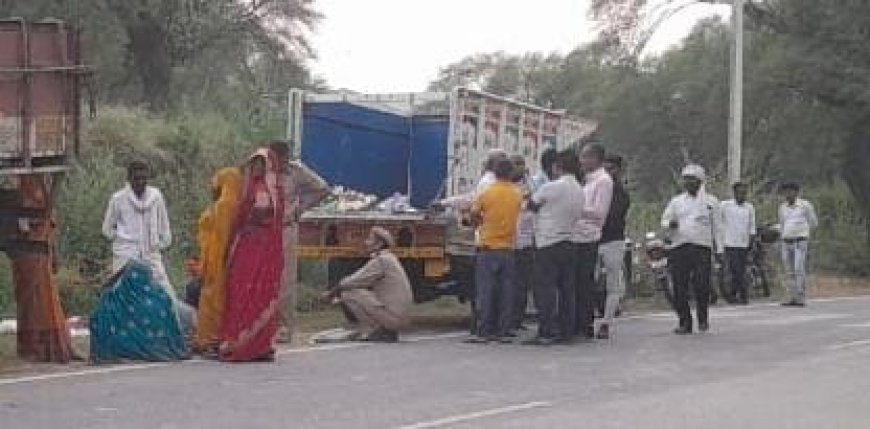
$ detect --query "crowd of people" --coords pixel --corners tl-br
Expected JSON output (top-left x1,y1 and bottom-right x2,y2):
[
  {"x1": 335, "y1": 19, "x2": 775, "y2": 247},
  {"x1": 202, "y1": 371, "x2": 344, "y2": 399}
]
[
  {"x1": 452, "y1": 140, "x2": 818, "y2": 344},
  {"x1": 74, "y1": 138, "x2": 824, "y2": 362},
  {"x1": 92, "y1": 142, "x2": 333, "y2": 363},
  {"x1": 3, "y1": 136, "x2": 819, "y2": 364}
]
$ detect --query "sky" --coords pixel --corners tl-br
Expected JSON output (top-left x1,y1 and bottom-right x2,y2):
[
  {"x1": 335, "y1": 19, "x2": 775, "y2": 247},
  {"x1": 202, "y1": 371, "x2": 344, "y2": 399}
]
[{"x1": 309, "y1": 0, "x2": 729, "y2": 93}]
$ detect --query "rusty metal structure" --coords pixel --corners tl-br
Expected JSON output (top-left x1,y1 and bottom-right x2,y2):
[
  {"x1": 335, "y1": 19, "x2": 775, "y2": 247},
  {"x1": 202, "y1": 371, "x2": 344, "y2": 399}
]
[{"x1": 0, "y1": 18, "x2": 88, "y2": 175}]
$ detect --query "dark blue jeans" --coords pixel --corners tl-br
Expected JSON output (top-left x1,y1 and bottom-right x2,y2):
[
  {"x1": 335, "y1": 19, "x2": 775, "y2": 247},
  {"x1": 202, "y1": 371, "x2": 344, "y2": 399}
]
[{"x1": 475, "y1": 250, "x2": 517, "y2": 338}]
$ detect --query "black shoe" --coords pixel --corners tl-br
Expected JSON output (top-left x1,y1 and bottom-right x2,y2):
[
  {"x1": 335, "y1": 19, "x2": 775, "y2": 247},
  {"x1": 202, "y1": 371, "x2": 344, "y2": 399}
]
[
  {"x1": 596, "y1": 324, "x2": 610, "y2": 340},
  {"x1": 698, "y1": 321, "x2": 709, "y2": 332},
  {"x1": 503, "y1": 331, "x2": 519, "y2": 338},
  {"x1": 781, "y1": 301, "x2": 804, "y2": 307},
  {"x1": 522, "y1": 336, "x2": 555, "y2": 346},
  {"x1": 673, "y1": 327, "x2": 693, "y2": 335}
]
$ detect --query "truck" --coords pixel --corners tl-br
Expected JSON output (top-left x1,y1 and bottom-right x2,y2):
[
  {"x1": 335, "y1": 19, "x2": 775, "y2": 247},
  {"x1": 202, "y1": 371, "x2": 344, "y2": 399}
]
[
  {"x1": 290, "y1": 87, "x2": 596, "y2": 303},
  {"x1": 0, "y1": 19, "x2": 89, "y2": 252},
  {"x1": 0, "y1": 19, "x2": 88, "y2": 175}
]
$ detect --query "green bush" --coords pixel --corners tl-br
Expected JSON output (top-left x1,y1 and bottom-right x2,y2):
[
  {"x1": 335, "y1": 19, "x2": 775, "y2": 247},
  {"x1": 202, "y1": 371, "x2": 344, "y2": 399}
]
[{"x1": 1, "y1": 108, "x2": 867, "y2": 318}]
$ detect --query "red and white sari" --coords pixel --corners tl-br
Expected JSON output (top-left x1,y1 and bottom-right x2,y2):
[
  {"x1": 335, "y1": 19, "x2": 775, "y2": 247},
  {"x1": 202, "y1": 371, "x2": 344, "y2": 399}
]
[{"x1": 219, "y1": 149, "x2": 285, "y2": 362}]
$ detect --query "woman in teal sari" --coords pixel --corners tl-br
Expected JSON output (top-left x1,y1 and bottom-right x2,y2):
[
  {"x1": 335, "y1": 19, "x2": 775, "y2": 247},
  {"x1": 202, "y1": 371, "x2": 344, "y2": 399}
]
[{"x1": 89, "y1": 261, "x2": 190, "y2": 364}]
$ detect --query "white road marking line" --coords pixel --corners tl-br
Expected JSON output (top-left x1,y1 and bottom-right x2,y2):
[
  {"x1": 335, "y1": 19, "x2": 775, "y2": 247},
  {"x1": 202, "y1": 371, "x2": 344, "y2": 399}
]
[
  {"x1": 0, "y1": 363, "x2": 167, "y2": 387},
  {"x1": 622, "y1": 295, "x2": 870, "y2": 322},
  {"x1": 828, "y1": 339, "x2": 870, "y2": 351},
  {"x1": 396, "y1": 401, "x2": 552, "y2": 429},
  {"x1": 750, "y1": 314, "x2": 849, "y2": 326},
  {"x1": 278, "y1": 343, "x2": 363, "y2": 355},
  {"x1": 405, "y1": 332, "x2": 467, "y2": 342},
  {"x1": 0, "y1": 332, "x2": 467, "y2": 387},
  {"x1": 812, "y1": 295, "x2": 870, "y2": 303},
  {"x1": 839, "y1": 322, "x2": 870, "y2": 328}
]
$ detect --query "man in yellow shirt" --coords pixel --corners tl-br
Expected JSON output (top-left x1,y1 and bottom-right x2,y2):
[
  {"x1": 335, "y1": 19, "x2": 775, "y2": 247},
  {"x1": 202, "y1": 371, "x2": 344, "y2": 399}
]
[{"x1": 466, "y1": 158, "x2": 523, "y2": 343}]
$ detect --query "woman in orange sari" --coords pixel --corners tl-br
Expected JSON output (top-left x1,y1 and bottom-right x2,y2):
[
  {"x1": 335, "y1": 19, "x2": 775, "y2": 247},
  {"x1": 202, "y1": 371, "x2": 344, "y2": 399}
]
[
  {"x1": 194, "y1": 167, "x2": 242, "y2": 355},
  {"x1": 219, "y1": 149, "x2": 285, "y2": 362},
  {"x1": 7, "y1": 174, "x2": 75, "y2": 363}
]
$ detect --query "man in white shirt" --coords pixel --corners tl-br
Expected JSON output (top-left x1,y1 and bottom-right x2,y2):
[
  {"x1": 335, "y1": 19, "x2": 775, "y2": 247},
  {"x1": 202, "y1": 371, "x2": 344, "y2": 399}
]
[
  {"x1": 102, "y1": 162, "x2": 173, "y2": 290},
  {"x1": 523, "y1": 150, "x2": 584, "y2": 345},
  {"x1": 721, "y1": 181, "x2": 756, "y2": 305},
  {"x1": 575, "y1": 143, "x2": 613, "y2": 339},
  {"x1": 778, "y1": 181, "x2": 818, "y2": 307},
  {"x1": 661, "y1": 164, "x2": 723, "y2": 335}
]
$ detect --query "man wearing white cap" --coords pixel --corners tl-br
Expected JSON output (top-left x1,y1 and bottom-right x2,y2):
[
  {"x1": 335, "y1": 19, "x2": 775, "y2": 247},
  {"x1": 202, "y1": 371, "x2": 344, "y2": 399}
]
[{"x1": 661, "y1": 164, "x2": 724, "y2": 335}]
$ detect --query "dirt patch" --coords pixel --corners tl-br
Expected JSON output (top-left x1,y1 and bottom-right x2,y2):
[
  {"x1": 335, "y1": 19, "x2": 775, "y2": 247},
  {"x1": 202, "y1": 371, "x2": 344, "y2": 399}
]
[{"x1": 808, "y1": 274, "x2": 870, "y2": 299}]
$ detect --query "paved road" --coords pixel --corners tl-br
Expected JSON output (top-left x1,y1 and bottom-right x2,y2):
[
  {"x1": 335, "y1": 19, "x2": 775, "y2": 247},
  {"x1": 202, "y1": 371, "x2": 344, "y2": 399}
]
[{"x1": 3, "y1": 297, "x2": 870, "y2": 429}]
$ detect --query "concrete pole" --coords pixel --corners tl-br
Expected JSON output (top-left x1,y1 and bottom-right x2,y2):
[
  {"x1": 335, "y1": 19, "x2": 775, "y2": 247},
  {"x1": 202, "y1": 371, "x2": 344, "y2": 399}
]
[{"x1": 727, "y1": 0, "x2": 745, "y2": 184}]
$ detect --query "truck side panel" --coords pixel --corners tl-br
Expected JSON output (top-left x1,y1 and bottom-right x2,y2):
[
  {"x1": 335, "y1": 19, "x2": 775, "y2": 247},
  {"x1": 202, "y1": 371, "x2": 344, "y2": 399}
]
[
  {"x1": 409, "y1": 115, "x2": 448, "y2": 208},
  {"x1": 0, "y1": 20, "x2": 84, "y2": 172},
  {"x1": 301, "y1": 102, "x2": 410, "y2": 199}
]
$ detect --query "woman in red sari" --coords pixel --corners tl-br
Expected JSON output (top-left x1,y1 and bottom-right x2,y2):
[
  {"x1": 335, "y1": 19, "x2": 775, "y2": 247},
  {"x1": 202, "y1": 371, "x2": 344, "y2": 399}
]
[{"x1": 219, "y1": 149, "x2": 285, "y2": 362}]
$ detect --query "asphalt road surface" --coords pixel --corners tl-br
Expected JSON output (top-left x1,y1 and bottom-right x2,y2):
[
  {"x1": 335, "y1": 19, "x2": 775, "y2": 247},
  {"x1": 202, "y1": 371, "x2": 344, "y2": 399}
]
[{"x1": 3, "y1": 296, "x2": 870, "y2": 429}]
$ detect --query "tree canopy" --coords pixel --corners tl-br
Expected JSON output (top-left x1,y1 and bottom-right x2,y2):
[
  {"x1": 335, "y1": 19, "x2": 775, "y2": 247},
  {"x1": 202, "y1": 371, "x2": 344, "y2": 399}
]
[
  {"x1": 1, "y1": 0, "x2": 320, "y2": 110},
  {"x1": 429, "y1": 0, "x2": 869, "y2": 234}
]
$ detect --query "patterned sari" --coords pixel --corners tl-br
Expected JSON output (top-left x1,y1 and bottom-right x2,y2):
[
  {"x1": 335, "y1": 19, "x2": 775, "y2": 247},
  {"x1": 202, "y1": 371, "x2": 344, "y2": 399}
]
[
  {"x1": 90, "y1": 261, "x2": 190, "y2": 364},
  {"x1": 194, "y1": 167, "x2": 242, "y2": 351},
  {"x1": 219, "y1": 149, "x2": 285, "y2": 362}
]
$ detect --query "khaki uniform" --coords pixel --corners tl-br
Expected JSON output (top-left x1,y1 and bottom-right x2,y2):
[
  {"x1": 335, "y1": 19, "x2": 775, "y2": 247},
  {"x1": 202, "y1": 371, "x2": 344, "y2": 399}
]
[
  {"x1": 337, "y1": 250, "x2": 413, "y2": 334},
  {"x1": 280, "y1": 161, "x2": 330, "y2": 338}
]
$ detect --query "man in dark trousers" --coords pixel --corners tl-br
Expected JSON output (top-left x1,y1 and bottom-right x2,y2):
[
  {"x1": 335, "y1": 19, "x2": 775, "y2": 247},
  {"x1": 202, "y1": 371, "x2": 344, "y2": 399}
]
[
  {"x1": 465, "y1": 159, "x2": 523, "y2": 343},
  {"x1": 721, "y1": 181, "x2": 756, "y2": 304},
  {"x1": 523, "y1": 150, "x2": 584, "y2": 345},
  {"x1": 661, "y1": 164, "x2": 723, "y2": 335}
]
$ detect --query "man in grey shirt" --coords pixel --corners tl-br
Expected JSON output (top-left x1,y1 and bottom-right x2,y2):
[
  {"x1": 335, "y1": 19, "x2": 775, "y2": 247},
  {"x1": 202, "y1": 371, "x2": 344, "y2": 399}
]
[{"x1": 523, "y1": 150, "x2": 584, "y2": 345}]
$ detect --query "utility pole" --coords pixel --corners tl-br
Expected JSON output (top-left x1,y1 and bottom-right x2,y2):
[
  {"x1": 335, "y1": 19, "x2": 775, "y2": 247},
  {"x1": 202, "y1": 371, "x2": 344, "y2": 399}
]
[{"x1": 727, "y1": 0, "x2": 745, "y2": 184}]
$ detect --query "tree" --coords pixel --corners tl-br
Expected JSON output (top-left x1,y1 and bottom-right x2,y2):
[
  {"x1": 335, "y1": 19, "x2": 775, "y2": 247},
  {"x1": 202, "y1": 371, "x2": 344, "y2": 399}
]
[
  {"x1": 590, "y1": 0, "x2": 870, "y2": 231},
  {"x1": 0, "y1": 0, "x2": 320, "y2": 110},
  {"x1": 428, "y1": 52, "x2": 564, "y2": 106}
]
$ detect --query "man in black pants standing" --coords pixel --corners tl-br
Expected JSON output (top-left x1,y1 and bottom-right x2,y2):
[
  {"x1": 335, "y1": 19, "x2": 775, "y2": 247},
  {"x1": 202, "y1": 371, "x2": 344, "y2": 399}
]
[
  {"x1": 661, "y1": 164, "x2": 723, "y2": 335},
  {"x1": 523, "y1": 150, "x2": 584, "y2": 345},
  {"x1": 721, "y1": 181, "x2": 756, "y2": 304}
]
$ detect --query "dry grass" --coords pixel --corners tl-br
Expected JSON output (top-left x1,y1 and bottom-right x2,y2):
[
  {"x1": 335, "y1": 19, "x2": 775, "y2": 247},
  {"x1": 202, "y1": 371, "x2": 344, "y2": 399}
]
[{"x1": 808, "y1": 274, "x2": 870, "y2": 299}]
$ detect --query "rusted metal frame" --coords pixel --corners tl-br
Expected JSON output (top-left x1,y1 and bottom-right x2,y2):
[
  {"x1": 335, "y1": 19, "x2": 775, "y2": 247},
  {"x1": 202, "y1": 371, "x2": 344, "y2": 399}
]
[
  {"x1": 72, "y1": 26, "x2": 82, "y2": 157},
  {"x1": 19, "y1": 19, "x2": 32, "y2": 168},
  {"x1": 0, "y1": 165, "x2": 68, "y2": 176}
]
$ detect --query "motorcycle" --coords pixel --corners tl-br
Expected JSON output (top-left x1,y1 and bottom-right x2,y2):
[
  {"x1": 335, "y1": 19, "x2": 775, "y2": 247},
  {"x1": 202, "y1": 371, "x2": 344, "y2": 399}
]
[
  {"x1": 642, "y1": 230, "x2": 725, "y2": 308},
  {"x1": 643, "y1": 231, "x2": 675, "y2": 308}
]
